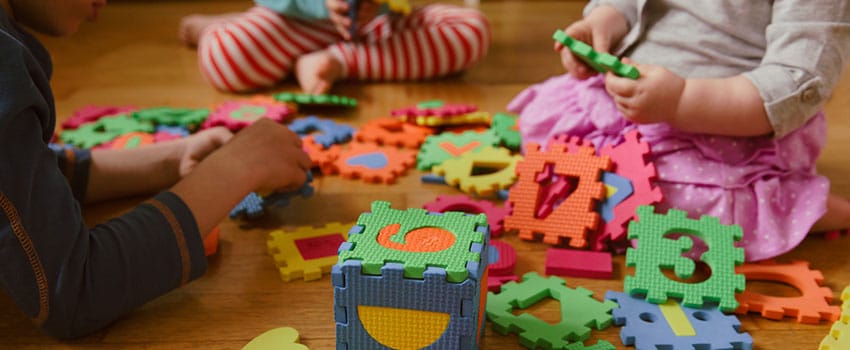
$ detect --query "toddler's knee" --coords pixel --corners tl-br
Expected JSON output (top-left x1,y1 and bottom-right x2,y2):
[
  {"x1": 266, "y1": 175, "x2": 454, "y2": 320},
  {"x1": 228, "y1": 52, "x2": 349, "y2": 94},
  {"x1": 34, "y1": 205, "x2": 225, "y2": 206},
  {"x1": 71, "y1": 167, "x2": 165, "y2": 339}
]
[{"x1": 196, "y1": 25, "x2": 286, "y2": 93}]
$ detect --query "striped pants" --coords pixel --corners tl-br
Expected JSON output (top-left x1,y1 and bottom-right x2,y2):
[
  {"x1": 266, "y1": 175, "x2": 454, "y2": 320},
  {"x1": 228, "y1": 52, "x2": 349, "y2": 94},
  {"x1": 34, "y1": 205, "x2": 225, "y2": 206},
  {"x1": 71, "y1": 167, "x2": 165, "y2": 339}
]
[{"x1": 198, "y1": 4, "x2": 490, "y2": 92}]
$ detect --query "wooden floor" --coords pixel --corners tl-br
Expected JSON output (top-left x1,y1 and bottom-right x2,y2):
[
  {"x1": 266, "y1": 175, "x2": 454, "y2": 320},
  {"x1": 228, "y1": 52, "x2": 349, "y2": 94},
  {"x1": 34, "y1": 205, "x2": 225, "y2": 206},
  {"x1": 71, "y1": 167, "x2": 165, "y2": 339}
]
[{"x1": 2, "y1": 1, "x2": 849, "y2": 349}]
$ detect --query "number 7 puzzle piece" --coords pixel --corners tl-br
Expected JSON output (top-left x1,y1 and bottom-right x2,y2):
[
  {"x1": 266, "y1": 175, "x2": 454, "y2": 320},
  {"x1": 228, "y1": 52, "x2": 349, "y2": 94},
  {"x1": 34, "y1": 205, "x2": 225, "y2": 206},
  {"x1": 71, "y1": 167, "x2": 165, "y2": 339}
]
[{"x1": 267, "y1": 222, "x2": 353, "y2": 282}]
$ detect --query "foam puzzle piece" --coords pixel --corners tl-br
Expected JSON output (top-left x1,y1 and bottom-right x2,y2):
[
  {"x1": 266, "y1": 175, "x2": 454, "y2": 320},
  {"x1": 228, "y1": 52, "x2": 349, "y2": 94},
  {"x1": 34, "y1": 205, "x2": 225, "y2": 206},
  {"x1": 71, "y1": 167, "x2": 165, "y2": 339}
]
[
  {"x1": 132, "y1": 107, "x2": 210, "y2": 129},
  {"x1": 432, "y1": 147, "x2": 522, "y2": 197},
  {"x1": 354, "y1": 117, "x2": 434, "y2": 149},
  {"x1": 230, "y1": 173, "x2": 314, "y2": 219},
  {"x1": 423, "y1": 194, "x2": 510, "y2": 237},
  {"x1": 391, "y1": 100, "x2": 477, "y2": 118},
  {"x1": 417, "y1": 130, "x2": 500, "y2": 171},
  {"x1": 734, "y1": 260, "x2": 842, "y2": 324},
  {"x1": 202, "y1": 96, "x2": 294, "y2": 131},
  {"x1": 820, "y1": 318, "x2": 850, "y2": 350},
  {"x1": 267, "y1": 222, "x2": 352, "y2": 281},
  {"x1": 606, "y1": 291, "x2": 753, "y2": 350},
  {"x1": 404, "y1": 111, "x2": 492, "y2": 127},
  {"x1": 599, "y1": 172, "x2": 633, "y2": 223},
  {"x1": 376, "y1": 0, "x2": 412, "y2": 14},
  {"x1": 333, "y1": 260, "x2": 486, "y2": 350},
  {"x1": 154, "y1": 125, "x2": 190, "y2": 138},
  {"x1": 60, "y1": 114, "x2": 155, "y2": 148},
  {"x1": 98, "y1": 132, "x2": 156, "y2": 150},
  {"x1": 273, "y1": 92, "x2": 358, "y2": 107},
  {"x1": 504, "y1": 143, "x2": 611, "y2": 247},
  {"x1": 564, "y1": 340, "x2": 616, "y2": 350},
  {"x1": 338, "y1": 201, "x2": 487, "y2": 283},
  {"x1": 843, "y1": 285, "x2": 850, "y2": 313},
  {"x1": 61, "y1": 105, "x2": 136, "y2": 130},
  {"x1": 204, "y1": 226, "x2": 220, "y2": 257},
  {"x1": 625, "y1": 205, "x2": 746, "y2": 312},
  {"x1": 491, "y1": 112, "x2": 522, "y2": 151},
  {"x1": 488, "y1": 240, "x2": 517, "y2": 276},
  {"x1": 301, "y1": 135, "x2": 341, "y2": 173},
  {"x1": 488, "y1": 274, "x2": 520, "y2": 294},
  {"x1": 487, "y1": 272, "x2": 617, "y2": 349},
  {"x1": 230, "y1": 192, "x2": 265, "y2": 219},
  {"x1": 595, "y1": 130, "x2": 663, "y2": 251},
  {"x1": 552, "y1": 30, "x2": 639, "y2": 79},
  {"x1": 545, "y1": 248, "x2": 613, "y2": 279},
  {"x1": 242, "y1": 327, "x2": 309, "y2": 350},
  {"x1": 334, "y1": 142, "x2": 416, "y2": 184},
  {"x1": 288, "y1": 116, "x2": 355, "y2": 148}
]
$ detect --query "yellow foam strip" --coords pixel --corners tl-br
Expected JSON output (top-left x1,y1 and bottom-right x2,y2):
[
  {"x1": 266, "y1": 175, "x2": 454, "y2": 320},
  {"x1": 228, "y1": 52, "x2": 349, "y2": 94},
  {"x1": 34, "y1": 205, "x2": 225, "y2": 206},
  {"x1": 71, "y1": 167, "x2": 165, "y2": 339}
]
[{"x1": 659, "y1": 300, "x2": 696, "y2": 336}]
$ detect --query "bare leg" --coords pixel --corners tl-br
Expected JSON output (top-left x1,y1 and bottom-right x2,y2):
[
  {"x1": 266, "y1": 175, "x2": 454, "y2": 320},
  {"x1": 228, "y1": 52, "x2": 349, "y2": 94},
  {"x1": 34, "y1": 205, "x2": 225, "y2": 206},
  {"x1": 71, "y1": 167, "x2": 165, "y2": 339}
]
[
  {"x1": 178, "y1": 12, "x2": 243, "y2": 47},
  {"x1": 810, "y1": 193, "x2": 850, "y2": 232},
  {"x1": 294, "y1": 50, "x2": 344, "y2": 94}
]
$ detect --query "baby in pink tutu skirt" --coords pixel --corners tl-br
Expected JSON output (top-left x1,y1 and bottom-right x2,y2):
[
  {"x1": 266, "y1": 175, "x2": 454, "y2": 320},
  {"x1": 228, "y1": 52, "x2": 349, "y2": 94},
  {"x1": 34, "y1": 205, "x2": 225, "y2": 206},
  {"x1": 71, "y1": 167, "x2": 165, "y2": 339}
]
[{"x1": 509, "y1": 0, "x2": 850, "y2": 261}]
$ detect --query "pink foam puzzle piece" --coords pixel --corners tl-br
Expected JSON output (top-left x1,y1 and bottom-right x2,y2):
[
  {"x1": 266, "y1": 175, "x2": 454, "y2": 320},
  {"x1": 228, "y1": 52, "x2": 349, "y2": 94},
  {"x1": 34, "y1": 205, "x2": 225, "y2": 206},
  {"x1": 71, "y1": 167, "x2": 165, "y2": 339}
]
[{"x1": 545, "y1": 248, "x2": 613, "y2": 279}]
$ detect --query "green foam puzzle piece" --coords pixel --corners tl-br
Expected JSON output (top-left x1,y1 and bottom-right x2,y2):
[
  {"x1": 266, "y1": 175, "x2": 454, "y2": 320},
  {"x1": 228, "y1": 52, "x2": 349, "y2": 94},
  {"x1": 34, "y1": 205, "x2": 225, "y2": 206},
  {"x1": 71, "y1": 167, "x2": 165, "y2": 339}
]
[
  {"x1": 273, "y1": 92, "x2": 357, "y2": 107},
  {"x1": 338, "y1": 201, "x2": 486, "y2": 282},
  {"x1": 486, "y1": 272, "x2": 617, "y2": 349},
  {"x1": 416, "y1": 99, "x2": 446, "y2": 109},
  {"x1": 624, "y1": 205, "x2": 746, "y2": 312},
  {"x1": 491, "y1": 112, "x2": 522, "y2": 151},
  {"x1": 60, "y1": 114, "x2": 154, "y2": 149},
  {"x1": 132, "y1": 107, "x2": 210, "y2": 128},
  {"x1": 553, "y1": 30, "x2": 640, "y2": 80},
  {"x1": 417, "y1": 130, "x2": 500, "y2": 171}
]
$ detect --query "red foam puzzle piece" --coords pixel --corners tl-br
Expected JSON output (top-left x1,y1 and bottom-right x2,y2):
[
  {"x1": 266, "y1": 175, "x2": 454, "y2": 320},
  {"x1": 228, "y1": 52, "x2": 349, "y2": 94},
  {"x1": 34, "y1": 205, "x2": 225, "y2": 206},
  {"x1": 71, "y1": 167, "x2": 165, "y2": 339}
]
[
  {"x1": 545, "y1": 248, "x2": 613, "y2": 279},
  {"x1": 422, "y1": 194, "x2": 510, "y2": 237},
  {"x1": 61, "y1": 105, "x2": 137, "y2": 130}
]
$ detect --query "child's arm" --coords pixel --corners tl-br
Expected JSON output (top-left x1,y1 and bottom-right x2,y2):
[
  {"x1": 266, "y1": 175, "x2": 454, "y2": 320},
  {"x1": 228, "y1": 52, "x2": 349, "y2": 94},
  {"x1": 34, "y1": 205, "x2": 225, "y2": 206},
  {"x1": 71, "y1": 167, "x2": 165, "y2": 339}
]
[{"x1": 604, "y1": 63, "x2": 773, "y2": 136}]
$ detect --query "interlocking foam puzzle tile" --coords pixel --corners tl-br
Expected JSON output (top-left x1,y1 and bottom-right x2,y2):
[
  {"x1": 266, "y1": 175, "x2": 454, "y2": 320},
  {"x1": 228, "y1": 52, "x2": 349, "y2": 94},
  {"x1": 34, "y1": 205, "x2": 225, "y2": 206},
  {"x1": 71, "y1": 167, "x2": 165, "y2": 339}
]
[
  {"x1": 230, "y1": 174, "x2": 314, "y2": 219},
  {"x1": 272, "y1": 92, "x2": 358, "y2": 107},
  {"x1": 545, "y1": 248, "x2": 612, "y2": 279},
  {"x1": 243, "y1": 327, "x2": 309, "y2": 350},
  {"x1": 606, "y1": 291, "x2": 753, "y2": 350},
  {"x1": 417, "y1": 130, "x2": 500, "y2": 171},
  {"x1": 487, "y1": 272, "x2": 616, "y2": 349},
  {"x1": 391, "y1": 100, "x2": 477, "y2": 118},
  {"x1": 230, "y1": 192, "x2": 266, "y2": 219},
  {"x1": 598, "y1": 172, "x2": 633, "y2": 223},
  {"x1": 432, "y1": 147, "x2": 522, "y2": 197},
  {"x1": 403, "y1": 111, "x2": 491, "y2": 128},
  {"x1": 625, "y1": 205, "x2": 746, "y2": 312},
  {"x1": 491, "y1": 112, "x2": 522, "y2": 151},
  {"x1": 132, "y1": 107, "x2": 210, "y2": 129},
  {"x1": 267, "y1": 222, "x2": 351, "y2": 282},
  {"x1": 338, "y1": 201, "x2": 487, "y2": 282},
  {"x1": 333, "y1": 142, "x2": 416, "y2": 184},
  {"x1": 843, "y1": 285, "x2": 850, "y2": 313},
  {"x1": 504, "y1": 143, "x2": 610, "y2": 247},
  {"x1": 487, "y1": 240, "x2": 517, "y2": 276},
  {"x1": 202, "y1": 96, "x2": 295, "y2": 131},
  {"x1": 354, "y1": 117, "x2": 434, "y2": 149},
  {"x1": 302, "y1": 135, "x2": 341, "y2": 173},
  {"x1": 734, "y1": 260, "x2": 842, "y2": 324},
  {"x1": 333, "y1": 261, "x2": 486, "y2": 350},
  {"x1": 423, "y1": 194, "x2": 510, "y2": 237},
  {"x1": 821, "y1": 318, "x2": 850, "y2": 350},
  {"x1": 288, "y1": 115, "x2": 355, "y2": 148},
  {"x1": 61, "y1": 105, "x2": 137, "y2": 130},
  {"x1": 595, "y1": 130, "x2": 663, "y2": 251},
  {"x1": 97, "y1": 132, "x2": 156, "y2": 150},
  {"x1": 552, "y1": 30, "x2": 640, "y2": 79},
  {"x1": 60, "y1": 114, "x2": 155, "y2": 148},
  {"x1": 564, "y1": 340, "x2": 615, "y2": 350}
]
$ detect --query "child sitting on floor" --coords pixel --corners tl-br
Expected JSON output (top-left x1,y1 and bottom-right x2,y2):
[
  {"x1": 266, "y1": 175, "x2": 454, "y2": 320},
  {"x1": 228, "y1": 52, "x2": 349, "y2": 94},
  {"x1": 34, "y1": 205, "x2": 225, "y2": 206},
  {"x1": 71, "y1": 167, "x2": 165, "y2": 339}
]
[
  {"x1": 179, "y1": 0, "x2": 490, "y2": 94},
  {"x1": 0, "y1": 0, "x2": 310, "y2": 338},
  {"x1": 509, "y1": 0, "x2": 850, "y2": 261}
]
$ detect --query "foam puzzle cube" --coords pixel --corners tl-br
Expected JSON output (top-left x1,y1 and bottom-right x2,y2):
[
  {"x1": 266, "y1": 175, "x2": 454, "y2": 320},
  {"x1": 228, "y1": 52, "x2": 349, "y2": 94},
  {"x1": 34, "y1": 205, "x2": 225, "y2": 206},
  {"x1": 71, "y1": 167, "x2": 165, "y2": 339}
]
[{"x1": 332, "y1": 201, "x2": 490, "y2": 349}]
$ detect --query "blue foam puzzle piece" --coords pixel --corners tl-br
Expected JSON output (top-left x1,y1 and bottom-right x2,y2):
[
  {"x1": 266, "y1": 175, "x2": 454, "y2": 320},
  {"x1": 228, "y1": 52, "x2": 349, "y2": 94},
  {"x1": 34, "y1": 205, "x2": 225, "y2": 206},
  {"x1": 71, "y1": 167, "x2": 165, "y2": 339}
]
[
  {"x1": 600, "y1": 172, "x2": 633, "y2": 222},
  {"x1": 333, "y1": 225, "x2": 490, "y2": 350},
  {"x1": 288, "y1": 115, "x2": 355, "y2": 148},
  {"x1": 230, "y1": 192, "x2": 265, "y2": 219},
  {"x1": 421, "y1": 174, "x2": 447, "y2": 184},
  {"x1": 155, "y1": 125, "x2": 190, "y2": 137},
  {"x1": 605, "y1": 291, "x2": 753, "y2": 350},
  {"x1": 497, "y1": 189, "x2": 509, "y2": 201},
  {"x1": 229, "y1": 172, "x2": 314, "y2": 219}
]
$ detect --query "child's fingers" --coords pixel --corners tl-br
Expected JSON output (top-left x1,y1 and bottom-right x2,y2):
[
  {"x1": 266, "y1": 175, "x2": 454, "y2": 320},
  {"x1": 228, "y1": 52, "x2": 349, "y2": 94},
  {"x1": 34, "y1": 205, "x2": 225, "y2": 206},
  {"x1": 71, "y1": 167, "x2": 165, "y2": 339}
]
[
  {"x1": 605, "y1": 71, "x2": 636, "y2": 98},
  {"x1": 326, "y1": 0, "x2": 349, "y2": 13}
]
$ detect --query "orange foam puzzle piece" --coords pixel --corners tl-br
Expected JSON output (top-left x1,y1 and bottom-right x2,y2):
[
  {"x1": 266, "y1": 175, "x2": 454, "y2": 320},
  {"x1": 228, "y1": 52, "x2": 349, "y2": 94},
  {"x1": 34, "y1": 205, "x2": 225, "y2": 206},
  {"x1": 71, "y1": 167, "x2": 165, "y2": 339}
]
[
  {"x1": 504, "y1": 143, "x2": 611, "y2": 247},
  {"x1": 333, "y1": 142, "x2": 416, "y2": 184},
  {"x1": 735, "y1": 260, "x2": 842, "y2": 324},
  {"x1": 354, "y1": 117, "x2": 434, "y2": 149}
]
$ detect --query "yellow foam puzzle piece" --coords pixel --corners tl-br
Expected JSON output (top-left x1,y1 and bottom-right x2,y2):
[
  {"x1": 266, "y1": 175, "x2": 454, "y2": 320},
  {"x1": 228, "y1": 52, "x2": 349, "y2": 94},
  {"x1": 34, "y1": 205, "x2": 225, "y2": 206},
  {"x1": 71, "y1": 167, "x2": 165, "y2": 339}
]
[
  {"x1": 358, "y1": 305, "x2": 450, "y2": 350},
  {"x1": 820, "y1": 320, "x2": 850, "y2": 350},
  {"x1": 243, "y1": 327, "x2": 308, "y2": 350},
  {"x1": 375, "y1": 0, "x2": 412, "y2": 15},
  {"x1": 432, "y1": 146, "x2": 521, "y2": 197},
  {"x1": 267, "y1": 222, "x2": 353, "y2": 282},
  {"x1": 658, "y1": 300, "x2": 697, "y2": 336}
]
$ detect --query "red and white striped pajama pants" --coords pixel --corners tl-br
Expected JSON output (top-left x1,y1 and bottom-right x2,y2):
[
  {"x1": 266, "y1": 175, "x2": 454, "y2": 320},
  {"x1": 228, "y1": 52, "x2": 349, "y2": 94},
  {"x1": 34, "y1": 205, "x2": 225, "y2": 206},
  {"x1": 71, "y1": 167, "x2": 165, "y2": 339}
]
[{"x1": 197, "y1": 4, "x2": 490, "y2": 92}]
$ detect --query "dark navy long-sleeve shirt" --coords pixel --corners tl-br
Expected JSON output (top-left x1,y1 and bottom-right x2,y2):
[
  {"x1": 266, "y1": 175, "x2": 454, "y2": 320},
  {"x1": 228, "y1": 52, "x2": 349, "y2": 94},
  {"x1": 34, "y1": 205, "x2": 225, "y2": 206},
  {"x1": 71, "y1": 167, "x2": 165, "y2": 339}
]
[{"x1": 1, "y1": 8, "x2": 206, "y2": 338}]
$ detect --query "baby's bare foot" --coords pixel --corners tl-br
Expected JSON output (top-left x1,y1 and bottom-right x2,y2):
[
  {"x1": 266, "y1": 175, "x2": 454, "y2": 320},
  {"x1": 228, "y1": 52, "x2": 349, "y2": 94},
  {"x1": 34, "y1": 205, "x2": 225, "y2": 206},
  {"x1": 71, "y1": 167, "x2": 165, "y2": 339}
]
[
  {"x1": 295, "y1": 51, "x2": 343, "y2": 94},
  {"x1": 178, "y1": 13, "x2": 242, "y2": 46}
]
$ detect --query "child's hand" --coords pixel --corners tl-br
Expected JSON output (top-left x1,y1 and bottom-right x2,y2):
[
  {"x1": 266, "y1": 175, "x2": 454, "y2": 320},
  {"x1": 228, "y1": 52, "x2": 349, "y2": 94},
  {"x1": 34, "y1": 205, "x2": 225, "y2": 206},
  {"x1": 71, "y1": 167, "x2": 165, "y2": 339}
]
[
  {"x1": 211, "y1": 119, "x2": 312, "y2": 193},
  {"x1": 556, "y1": 5, "x2": 629, "y2": 80},
  {"x1": 177, "y1": 127, "x2": 233, "y2": 177},
  {"x1": 326, "y1": 0, "x2": 381, "y2": 40},
  {"x1": 604, "y1": 60, "x2": 685, "y2": 125}
]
